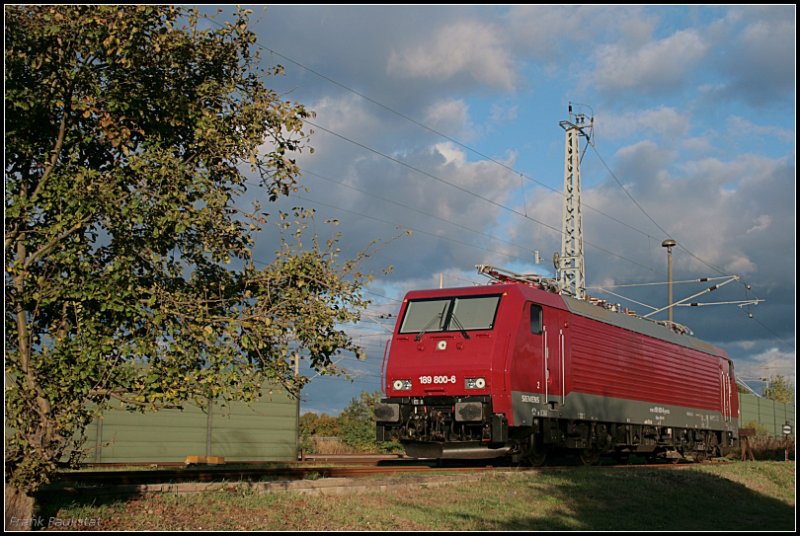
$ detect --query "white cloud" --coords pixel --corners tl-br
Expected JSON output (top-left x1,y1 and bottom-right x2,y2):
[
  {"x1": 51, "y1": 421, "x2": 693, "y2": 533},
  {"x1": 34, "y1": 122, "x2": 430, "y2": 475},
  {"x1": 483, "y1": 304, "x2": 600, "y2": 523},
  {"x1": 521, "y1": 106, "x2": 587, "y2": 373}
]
[
  {"x1": 736, "y1": 340, "x2": 758, "y2": 351},
  {"x1": 508, "y1": 144, "x2": 793, "y2": 333},
  {"x1": 309, "y1": 94, "x2": 382, "y2": 140},
  {"x1": 681, "y1": 136, "x2": 715, "y2": 156},
  {"x1": 245, "y1": 5, "x2": 795, "y2": 415},
  {"x1": 736, "y1": 347, "x2": 796, "y2": 384},
  {"x1": 745, "y1": 215, "x2": 772, "y2": 235},
  {"x1": 293, "y1": 136, "x2": 525, "y2": 282},
  {"x1": 598, "y1": 107, "x2": 691, "y2": 142},
  {"x1": 505, "y1": 6, "x2": 652, "y2": 60},
  {"x1": 613, "y1": 140, "x2": 675, "y2": 188},
  {"x1": 724, "y1": 255, "x2": 758, "y2": 275},
  {"x1": 504, "y1": 5, "x2": 591, "y2": 58},
  {"x1": 727, "y1": 117, "x2": 794, "y2": 143},
  {"x1": 423, "y1": 98, "x2": 474, "y2": 140},
  {"x1": 593, "y1": 29, "x2": 709, "y2": 92},
  {"x1": 696, "y1": 6, "x2": 795, "y2": 105},
  {"x1": 387, "y1": 20, "x2": 516, "y2": 91},
  {"x1": 489, "y1": 103, "x2": 518, "y2": 123},
  {"x1": 726, "y1": 11, "x2": 796, "y2": 101}
]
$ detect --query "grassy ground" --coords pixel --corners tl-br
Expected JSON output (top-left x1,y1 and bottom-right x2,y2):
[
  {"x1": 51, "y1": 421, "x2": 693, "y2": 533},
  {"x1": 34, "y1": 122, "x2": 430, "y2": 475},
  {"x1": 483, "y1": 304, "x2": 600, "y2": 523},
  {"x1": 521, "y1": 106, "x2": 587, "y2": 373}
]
[{"x1": 40, "y1": 461, "x2": 795, "y2": 531}]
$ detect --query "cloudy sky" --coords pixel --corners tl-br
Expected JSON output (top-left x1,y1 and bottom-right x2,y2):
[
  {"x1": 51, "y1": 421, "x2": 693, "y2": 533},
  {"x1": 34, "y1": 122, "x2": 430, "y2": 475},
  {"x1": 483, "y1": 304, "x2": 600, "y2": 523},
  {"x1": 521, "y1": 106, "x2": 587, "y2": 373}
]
[{"x1": 217, "y1": 5, "x2": 795, "y2": 413}]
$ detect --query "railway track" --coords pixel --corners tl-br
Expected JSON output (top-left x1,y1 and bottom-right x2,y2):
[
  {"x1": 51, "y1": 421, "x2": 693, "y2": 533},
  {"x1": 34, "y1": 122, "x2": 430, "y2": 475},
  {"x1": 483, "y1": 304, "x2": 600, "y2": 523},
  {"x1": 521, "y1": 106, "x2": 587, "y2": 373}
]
[
  {"x1": 44, "y1": 454, "x2": 730, "y2": 498},
  {"x1": 54, "y1": 457, "x2": 487, "y2": 486},
  {"x1": 43, "y1": 456, "x2": 507, "y2": 499}
]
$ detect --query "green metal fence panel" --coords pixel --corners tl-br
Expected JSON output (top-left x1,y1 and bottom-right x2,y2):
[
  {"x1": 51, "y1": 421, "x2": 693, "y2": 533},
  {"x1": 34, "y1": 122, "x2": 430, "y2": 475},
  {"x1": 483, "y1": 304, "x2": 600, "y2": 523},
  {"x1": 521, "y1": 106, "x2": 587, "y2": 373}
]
[
  {"x1": 86, "y1": 383, "x2": 298, "y2": 463},
  {"x1": 739, "y1": 393, "x2": 795, "y2": 437},
  {"x1": 209, "y1": 389, "x2": 298, "y2": 461}
]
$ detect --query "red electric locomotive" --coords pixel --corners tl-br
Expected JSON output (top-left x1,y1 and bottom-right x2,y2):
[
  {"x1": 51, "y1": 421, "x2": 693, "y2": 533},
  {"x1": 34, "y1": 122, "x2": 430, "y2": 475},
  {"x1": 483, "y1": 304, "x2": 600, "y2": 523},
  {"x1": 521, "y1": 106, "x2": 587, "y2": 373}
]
[{"x1": 375, "y1": 266, "x2": 739, "y2": 464}]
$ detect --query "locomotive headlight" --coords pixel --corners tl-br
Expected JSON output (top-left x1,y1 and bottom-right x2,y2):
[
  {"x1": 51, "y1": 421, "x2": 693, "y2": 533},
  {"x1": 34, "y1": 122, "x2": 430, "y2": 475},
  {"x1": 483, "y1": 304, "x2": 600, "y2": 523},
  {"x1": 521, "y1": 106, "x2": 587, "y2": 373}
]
[
  {"x1": 392, "y1": 379, "x2": 412, "y2": 391},
  {"x1": 465, "y1": 377, "x2": 486, "y2": 389}
]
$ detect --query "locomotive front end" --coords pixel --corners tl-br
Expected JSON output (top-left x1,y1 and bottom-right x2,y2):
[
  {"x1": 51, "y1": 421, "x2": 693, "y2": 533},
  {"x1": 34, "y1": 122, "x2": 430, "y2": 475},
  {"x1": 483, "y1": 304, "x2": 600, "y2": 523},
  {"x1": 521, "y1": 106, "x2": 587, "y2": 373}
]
[
  {"x1": 375, "y1": 290, "x2": 513, "y2": 459},
  {"x1": 375, "y1": 395, "x2": 510, "y2": 458}
]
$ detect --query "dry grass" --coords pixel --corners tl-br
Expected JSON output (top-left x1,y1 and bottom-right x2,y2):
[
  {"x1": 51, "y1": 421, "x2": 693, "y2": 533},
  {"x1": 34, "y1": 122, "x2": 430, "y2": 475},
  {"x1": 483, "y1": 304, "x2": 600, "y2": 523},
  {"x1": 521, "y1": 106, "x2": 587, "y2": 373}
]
[
  {"x1": 310, "y1": 436, "x2": 354, "y2": 455},
  {"x1": 41, "y1": 461, "x2": 795, "y2": 531}
]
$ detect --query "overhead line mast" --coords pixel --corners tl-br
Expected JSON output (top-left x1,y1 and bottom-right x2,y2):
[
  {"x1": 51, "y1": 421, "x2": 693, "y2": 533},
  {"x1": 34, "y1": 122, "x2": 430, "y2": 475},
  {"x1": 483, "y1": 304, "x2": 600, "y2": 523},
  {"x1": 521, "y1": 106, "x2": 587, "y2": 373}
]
[
  {"x1": 556, "y1": 104, "x2": 593, "y2": 300},
  {"x1": 479, "y1": 105, "x2": 764, "y2": 340}
]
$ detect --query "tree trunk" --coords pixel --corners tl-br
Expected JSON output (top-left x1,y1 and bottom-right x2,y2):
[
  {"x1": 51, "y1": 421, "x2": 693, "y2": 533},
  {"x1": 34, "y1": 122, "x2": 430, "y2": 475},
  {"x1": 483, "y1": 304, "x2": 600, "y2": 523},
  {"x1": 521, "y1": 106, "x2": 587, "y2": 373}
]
[{"x1": 4, "y1": 484, "x2": 36, "y2": 531}]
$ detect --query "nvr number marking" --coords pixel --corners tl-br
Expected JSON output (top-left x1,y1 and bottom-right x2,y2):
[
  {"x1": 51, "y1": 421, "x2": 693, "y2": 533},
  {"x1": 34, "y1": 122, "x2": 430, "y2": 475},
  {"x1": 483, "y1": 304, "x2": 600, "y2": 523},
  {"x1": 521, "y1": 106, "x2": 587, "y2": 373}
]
[{"x1": 419, "y1": 375, "x2": 456, "y2": 384}]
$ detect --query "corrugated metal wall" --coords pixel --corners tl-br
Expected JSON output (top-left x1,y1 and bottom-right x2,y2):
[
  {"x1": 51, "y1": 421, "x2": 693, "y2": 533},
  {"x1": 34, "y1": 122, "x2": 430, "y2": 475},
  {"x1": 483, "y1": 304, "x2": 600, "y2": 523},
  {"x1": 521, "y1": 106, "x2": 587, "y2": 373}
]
[
  {"x1": 83, "y1": 384, "x2": 298, "y2": 463},
  {"x1": 739, "y1": 393, "x2": 795, "y2": 436}
]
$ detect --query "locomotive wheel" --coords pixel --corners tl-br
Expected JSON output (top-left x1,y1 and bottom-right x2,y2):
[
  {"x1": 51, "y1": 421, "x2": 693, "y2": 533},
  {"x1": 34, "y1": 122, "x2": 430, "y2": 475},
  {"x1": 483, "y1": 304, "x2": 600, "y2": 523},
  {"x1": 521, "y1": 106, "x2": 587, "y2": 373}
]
[
  {"x1": 692, "y1": 435, "x2": 720, "y2": 463},
  {"x1": 691, "y1": 444, "x2": 715, "y2": 463},
  {"x1": 527, "y1": 447, "x2": 548, "y2": 467},
  {"x1": 579, "y1": 448, "x2": 602, "y2": 466},
  {"x1": 523, "y1": 435, "x2": 548, "y2": 467},
  {"x1": 693, "y1": 445, "x2": 719, "y2": 463}
]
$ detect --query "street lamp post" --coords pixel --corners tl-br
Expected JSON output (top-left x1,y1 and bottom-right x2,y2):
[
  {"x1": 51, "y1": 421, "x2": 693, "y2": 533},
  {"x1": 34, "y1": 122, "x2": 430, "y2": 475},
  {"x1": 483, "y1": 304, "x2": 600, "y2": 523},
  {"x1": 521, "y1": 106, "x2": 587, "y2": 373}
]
[{"x1": 662, "y1": 239, "x2": 677, "y2": 324}]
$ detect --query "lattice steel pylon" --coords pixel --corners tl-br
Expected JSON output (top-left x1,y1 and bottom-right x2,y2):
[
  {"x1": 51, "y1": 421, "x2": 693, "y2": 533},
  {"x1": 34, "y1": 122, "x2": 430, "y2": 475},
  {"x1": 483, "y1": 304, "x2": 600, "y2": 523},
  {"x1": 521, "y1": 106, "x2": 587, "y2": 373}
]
[{"x1": 557, "y1": 106, "x2": 593, "y2": 300}]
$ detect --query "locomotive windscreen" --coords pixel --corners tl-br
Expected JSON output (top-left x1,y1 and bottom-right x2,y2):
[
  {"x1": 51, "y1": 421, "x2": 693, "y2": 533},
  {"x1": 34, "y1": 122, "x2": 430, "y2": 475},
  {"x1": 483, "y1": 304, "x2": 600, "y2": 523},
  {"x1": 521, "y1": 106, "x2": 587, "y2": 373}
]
[{"x1": 399, "y1": 294, "x2": 501, "y2": 334}]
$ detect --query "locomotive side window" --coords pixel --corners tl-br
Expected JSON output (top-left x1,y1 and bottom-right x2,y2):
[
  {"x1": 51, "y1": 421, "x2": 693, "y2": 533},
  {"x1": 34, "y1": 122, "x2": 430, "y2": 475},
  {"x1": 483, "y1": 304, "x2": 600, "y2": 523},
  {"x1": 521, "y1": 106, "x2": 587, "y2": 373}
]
[
  {"x1": 530, "y1": 304, "x2": 543, "y2": 335},
  {"x1": 399, "y1": 294, "x2": 501, "y2": 334}
]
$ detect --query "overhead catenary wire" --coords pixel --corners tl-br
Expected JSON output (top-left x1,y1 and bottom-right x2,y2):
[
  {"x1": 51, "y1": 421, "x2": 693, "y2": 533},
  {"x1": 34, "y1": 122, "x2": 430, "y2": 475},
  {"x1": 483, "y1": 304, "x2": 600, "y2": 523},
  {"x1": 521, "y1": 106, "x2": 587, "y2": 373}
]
[
  {"x1": 592, "y1": 287, "x2": 659, "y2": 312},
  {"x1": 205, "y1": 15, "x2": 668, "y2": 276},
  {"x1": 210, "y1": 13, "x2": 767, "y2": 300},
  {"x1": 588, "y1": 143, "x2": 773, "y2": 342},
  {"x1": 305, "y1": 119, "x2": 656, "y2": 274},
  {"x1": 205, "y1": 12, "x2": 783, "y2": 356},
  {"x1": 304, "y1": 168, "x2": 533, "y2": 256},
  {"x1": 199, "y1": 11, "x2": 662, "y2": 252},
  {"x1": 245, "y1": 173, "x2": 498, "y2": 305},
  {"x1": 302, "y1": 125, "x2": 779, "y2": 354},
  {"x1": 589, "y1": 145, "x2": 673, "y2": 240},
  {"x1": 252, "y1": 36, "x2": 661, "y2": 243},
  {"x1": 587, "y1": 276, "x2": 734, "y2": 289},
  {"x1": 293, "y1": 193, "x2": 521, "y2": 262},
  {"x1": 307, "y1": 110, "x2": 780, "y2": 358},
  {"x1": 589, "y1": 144, "x2": 759, "y2": 290}
]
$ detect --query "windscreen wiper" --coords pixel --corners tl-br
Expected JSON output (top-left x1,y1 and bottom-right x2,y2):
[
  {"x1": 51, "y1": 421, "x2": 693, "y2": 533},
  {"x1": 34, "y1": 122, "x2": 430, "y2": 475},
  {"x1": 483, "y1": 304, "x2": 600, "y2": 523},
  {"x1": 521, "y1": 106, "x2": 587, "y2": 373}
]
[
  {"x1": 448, "y1": 313, "x2": 471, "y2": 340},
  {"x1": 415, "y1": 312, "x2": 444, "y2": 342},
  {"x1": 414, "y1": 303, "x2": 450, "y2": 342}
]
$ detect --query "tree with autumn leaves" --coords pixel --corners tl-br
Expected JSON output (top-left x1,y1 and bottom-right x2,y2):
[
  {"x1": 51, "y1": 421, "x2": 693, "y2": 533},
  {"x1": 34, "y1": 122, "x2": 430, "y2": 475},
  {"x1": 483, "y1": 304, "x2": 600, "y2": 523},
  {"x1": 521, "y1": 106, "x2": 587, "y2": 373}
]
[{"x1": 5, "y1": 5, "x2": 369, "y2": 525}]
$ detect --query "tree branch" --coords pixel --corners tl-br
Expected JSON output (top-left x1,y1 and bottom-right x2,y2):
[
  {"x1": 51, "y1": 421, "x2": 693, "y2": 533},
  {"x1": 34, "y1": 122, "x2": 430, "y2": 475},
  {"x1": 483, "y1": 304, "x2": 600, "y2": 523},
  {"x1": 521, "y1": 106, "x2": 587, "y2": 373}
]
[
  {"x1": 29, "y1": 95, "x2": 70, "y2": 205},
  {"x1": 22, "y1": 214, "x2": 94, "y2": 270}
]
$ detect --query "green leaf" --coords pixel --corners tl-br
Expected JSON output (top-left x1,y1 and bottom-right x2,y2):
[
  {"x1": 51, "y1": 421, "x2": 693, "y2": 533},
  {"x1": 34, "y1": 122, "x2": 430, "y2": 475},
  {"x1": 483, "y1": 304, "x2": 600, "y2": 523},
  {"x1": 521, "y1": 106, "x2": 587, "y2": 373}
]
[{"x1": 4, "y1": 4, "x2": 370, "y2": 496}]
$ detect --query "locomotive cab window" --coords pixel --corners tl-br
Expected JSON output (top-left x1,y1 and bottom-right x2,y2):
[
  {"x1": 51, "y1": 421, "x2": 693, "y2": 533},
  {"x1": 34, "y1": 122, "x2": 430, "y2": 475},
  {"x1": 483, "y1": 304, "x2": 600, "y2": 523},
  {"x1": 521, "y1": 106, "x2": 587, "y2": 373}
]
[
  {"x1": 530, "y1": 304, "x2": 543, "y2": 335},
  {"x1": 400, "y1": 294, "x2": 501, "y2": 334},
  {"x1": 399, "y1": 299, "x2": 449, "y2": 333}
]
